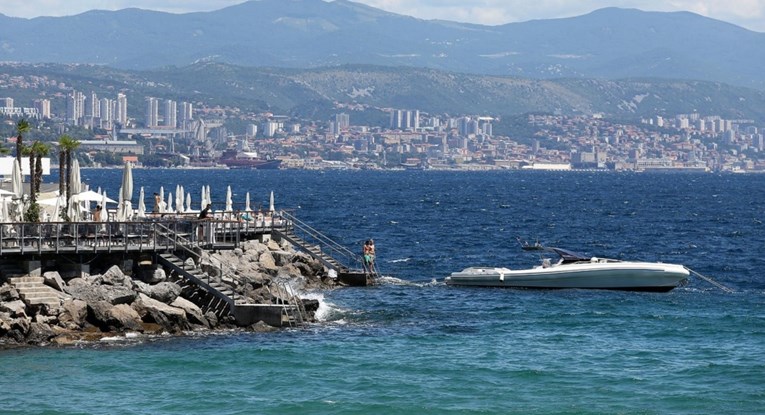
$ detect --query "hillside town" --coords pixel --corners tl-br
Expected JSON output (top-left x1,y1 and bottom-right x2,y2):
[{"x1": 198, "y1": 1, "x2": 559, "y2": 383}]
[{"x1": 1, "y1": 72, "x2": 764, "y2": 172}]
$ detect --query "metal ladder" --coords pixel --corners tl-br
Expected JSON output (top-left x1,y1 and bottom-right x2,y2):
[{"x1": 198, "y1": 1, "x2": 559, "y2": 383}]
[{"x1": 276, "y1": 211, "x2": 378, "y2": 280}]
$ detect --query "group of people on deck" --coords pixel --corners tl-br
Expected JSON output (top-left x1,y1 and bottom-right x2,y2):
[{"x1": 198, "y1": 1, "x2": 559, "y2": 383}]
[{"x1": 363, "y1": 239, "x2": 376, "y2": 273}]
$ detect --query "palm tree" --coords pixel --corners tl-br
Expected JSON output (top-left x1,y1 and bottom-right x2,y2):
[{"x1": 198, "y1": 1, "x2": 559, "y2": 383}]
[
  {"x1": 59, "y1": 135, "x2": 80, "y2": 204},
  {"x1": 22, "y1": 144, "x2": 35, "y2": 203},
  {"x1": 31, "y1": 141, "x2": 50, "y2": 196},
  {"x1": 15, "y1": 119, "x2": 30, "y2": 168},
  {"x1": 57, "y1": 135, "x2": 69, "y2": 195}
]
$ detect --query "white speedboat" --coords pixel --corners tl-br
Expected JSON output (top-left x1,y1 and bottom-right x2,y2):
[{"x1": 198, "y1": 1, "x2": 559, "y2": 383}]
[{"x1": 445, "y1": 246, "x2": 689, "y2": 292}]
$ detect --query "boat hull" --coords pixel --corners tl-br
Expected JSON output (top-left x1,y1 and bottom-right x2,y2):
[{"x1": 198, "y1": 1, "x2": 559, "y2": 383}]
[
  {"x1": 220, "y1": 159, "x2": 282, "y2": 169},
  {"x1": 445, "y1": 262, "x2": 689, "y2": 292}
]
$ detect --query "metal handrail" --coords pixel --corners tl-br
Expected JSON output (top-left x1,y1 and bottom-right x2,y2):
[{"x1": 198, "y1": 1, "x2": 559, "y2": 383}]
[
  {"x1": 278, "y1": 211, "x2": 365, "y2": 270},
  {"x1": 153, "y1": 220, "x2": 245, "y2": 305}
]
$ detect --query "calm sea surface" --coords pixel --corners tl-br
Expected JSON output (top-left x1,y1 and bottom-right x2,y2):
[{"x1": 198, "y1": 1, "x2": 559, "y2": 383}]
[{"x1": 2, "y1": 170, "x2": 764, "y2": 414}]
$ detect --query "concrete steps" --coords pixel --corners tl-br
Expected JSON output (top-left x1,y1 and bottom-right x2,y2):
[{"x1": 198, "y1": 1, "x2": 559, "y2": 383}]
[{"x1": 9, "y1": 276, "x2": 61, "y2": 308}]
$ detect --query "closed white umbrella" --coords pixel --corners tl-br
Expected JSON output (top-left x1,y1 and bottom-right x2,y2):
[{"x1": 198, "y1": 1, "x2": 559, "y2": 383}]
[
  {"x1": 245, "y1": 192, "x2": 251, "y2": 212},
  {"x1": 100, "y1": 191, "x2": 110, "y2": 223},
  {"x1": 200, "y1": 185, "x2": 207, "y2": 210},
  {"x1": 176, "y1": 185, "x2": 184, "y2": 213},
  {"x1": 186, "y1": 192, "x2": 191, "y2": 212},
  {"x1": 69, "y1": 158, "x2": 82, "y2": 196},
  {"x1": 206, "y1": 185, "x2": 211, "y2": 209},
  {"x1": 166, "y1": 192, "x2": 174, "y2": 213},
  {"x1": 11, "y1": 158, "x2": 22, "y2": 199},
  {"x1": 115, "y1": 188, "x2": 125, "y2": 221},
  {"x1": 159, "y1": 186, "x2": 165, "y2": 213},
  {"x1": 269, "y1": 191, "x2": 275, "y2": 212},
  {"x1": 0, "y1": 195, "x2": 9, "y2": 222},
  {"x1": 225, "y1": 186, "x2": 233, "y2": 213},
  {"x1": 137, "y1": 187, "x2": 146, "y2": 218},
  {"x1": 120, "y1": 161, "x2": 133, "y2": 220},
  {"x1": 53, "y1": 194, "x2": 65, "y2": 221}
]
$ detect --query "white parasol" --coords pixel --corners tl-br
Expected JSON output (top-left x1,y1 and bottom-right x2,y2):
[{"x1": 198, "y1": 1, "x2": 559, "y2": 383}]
[
  {"x1": 11, "y1": 158, "x2": 23, "y2": 199},
  {"x1": 186, "y1": 192, "x2": 192, "y2": 212},
  {"x1": 225, "y1": 186, "x2": 233, "y2": 213},
  {"x1": 269, "y1": 191, "x2": 275, "y2": 212},
  {"x1": 137, "y1": 187, "x2": 146, "y2": 218},
  {"x1": 245, "y1": 192, "x2": 251, "y2": 212},
  {"x1": 166, "y1": 192, "x2": 174, "y2": 213},
  {"x1": 159, "y1": 186, "x2": 165, "y2": 213},
  {"x1": 175, "y1": 185, "x2": 184, "y2": 213}
]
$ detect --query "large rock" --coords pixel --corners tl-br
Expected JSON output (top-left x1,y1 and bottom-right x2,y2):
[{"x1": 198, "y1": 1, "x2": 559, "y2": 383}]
[
  {"x1": 65, "y1": 283, "x2": 137, "y2": 306},
  {"x1": 132, "y1": 293, "x2": 189, "y2": 333},
  {"x1": 267, "y1": 239, "x2": 281, "y2": 251},
  {"x1": 99, "y1": 265, "x2": 134, "y2": 288},
  {"x1": 243, "y1": 239, "x2": 268, "y2": 256},
  {"x1": 171, "y1": 297, "x2": 209, "y2": 328},
  {"x1": 149, "y1": 282, "x2": 181, "y2": 304},
  {"x1": 272, "y1": 250, "x2": 293, "y2": 267},
  {"x1": 25, "y1": 322, "x2": 55, "y2": 344},
  {"x1": 258, "y1": 251, "x2": 278, "y2": 271},
  {"x1": 108, "y1": 304, "x2": 143, "y2": 332},
  {"x1": 144, "y1": 268, "x2": 167, "y2": 284},
  {"x1": 0, "y1": 285, "x2": 21, "y2": 301},
  {"x1": 134, "y1": 281, "x2": 181, "y2": 304},
  {"x1": 59, "y1": 299, "x2": 88, "y2": 327},
  {"x1": 88, "y1": 300, "x2": 115, "y2": 328},
  {"x1": 43, "y1": 271, "x2": 67, "y2": 292},
  {"x1": 0, "y1": 300, "x2": 27, "y2": 317}
]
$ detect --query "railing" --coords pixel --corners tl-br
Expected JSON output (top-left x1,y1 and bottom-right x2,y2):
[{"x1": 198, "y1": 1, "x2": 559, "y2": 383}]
[
  {"x1": 278, "y1": 210, "x2": 366, "y2": 272},
  {"x1": 268, "y1": 280, "x2": 307, "y2": 327},
  {"x1": 0, "y1": 213, "x2": 288, "y2": 256},
  {"x1": 0, "y1": 220, "x2": 180, "y2": 255}
]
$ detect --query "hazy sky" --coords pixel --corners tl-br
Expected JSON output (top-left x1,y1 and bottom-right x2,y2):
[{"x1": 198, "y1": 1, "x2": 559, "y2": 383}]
[{"x1": 0, "y1": 0, "x2": 763, "y2": 32}]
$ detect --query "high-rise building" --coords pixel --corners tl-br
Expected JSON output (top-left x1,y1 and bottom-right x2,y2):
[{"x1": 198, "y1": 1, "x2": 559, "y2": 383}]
[
  {"x1": 116, "y1": 93, "x2": 128, "y2": 126},
  {"x1": 85, "y1": 91, "x2": 99, "y2": 119},
  {"x1": 1, "y1": 97, "x2": 13, "y2": 108},
  {"x1": 99, "y1": 98, "x2": 113, "y2": 129},
  {"x1": 164, "y1": 99, "x2": 177, "y2": 127},
  {"x1": 145, "y1": 97, "x2": 159, "y2": 128},
  {"x1": 180, "y1": 101, "x2": 193, "y2": 129},
  {"x1": 66, "y1": 91, "x2": 85, "y2": 125},
  {"x1": 335, "y1": 113, "x2": 350, "y2": 131},
  {"x1": 263, "y1": 120, "x2": 281, "y2": 137},
  {"x1": 247, "y1": 124, "x2": 258, "y2": 137},
  {"x1": 33, "y1": 99, "x2": 51, "y2": 119}
]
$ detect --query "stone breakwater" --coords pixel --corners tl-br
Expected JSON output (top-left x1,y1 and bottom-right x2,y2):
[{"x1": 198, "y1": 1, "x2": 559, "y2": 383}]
[{"x1": 0, "y1": 238, "x2": 340, "y2": 347}]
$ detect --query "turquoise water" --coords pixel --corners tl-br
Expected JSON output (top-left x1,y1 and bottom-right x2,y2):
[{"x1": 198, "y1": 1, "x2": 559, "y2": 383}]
[{"x1": 2, "y1": 170, "x2": 764, "y2": 414}]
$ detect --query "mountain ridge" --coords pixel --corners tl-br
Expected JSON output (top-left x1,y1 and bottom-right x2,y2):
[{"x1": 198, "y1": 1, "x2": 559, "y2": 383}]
[{"x1": 0, "y1": 2, "x2": 763, "y2": 89}]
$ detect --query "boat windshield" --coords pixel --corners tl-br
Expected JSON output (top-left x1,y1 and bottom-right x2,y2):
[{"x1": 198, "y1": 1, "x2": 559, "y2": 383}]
[{"x1": 548, "y1": 247, "x2": 591, "y2": 263}]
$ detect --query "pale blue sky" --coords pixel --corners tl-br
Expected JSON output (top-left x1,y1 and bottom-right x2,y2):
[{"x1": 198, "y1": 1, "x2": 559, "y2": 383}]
[{"x1": 0, "y1": 0, "x2": 762, "y2": 31}]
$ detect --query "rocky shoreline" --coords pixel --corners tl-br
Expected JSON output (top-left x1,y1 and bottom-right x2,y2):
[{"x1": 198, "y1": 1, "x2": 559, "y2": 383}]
[{"x1": 0, "y1": 238, "x2": 340, "y2": 348}]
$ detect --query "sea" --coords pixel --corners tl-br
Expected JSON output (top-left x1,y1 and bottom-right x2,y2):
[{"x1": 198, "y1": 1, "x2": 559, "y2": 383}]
[{"x1": 2, "y1": 169, "x2": 764, "y2": 414}]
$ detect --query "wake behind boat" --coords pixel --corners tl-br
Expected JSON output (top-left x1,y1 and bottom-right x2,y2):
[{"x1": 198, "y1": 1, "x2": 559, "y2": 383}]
[{"x1": 445, "y1": 245, "x2": 690, "y2": 292}]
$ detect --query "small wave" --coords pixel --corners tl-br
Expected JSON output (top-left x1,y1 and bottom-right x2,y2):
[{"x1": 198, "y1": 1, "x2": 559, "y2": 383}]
[
  {"x1": 388, "y1": 257, "x2": 411, "y2": 263},
  {"x1": 376, "y1": 275, "x2": 442, "y2": 287},
  {"x1": 303, "y1": 292, "x2": 351, "y2": 322}
]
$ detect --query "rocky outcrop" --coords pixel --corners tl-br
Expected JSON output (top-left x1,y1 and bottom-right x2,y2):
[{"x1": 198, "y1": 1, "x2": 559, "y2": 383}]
[{"x1": 0, "y1": 234, "x2": 339, "y2": 347}]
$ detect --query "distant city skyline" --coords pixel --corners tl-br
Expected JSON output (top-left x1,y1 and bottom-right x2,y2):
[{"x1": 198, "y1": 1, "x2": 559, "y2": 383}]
[{"x1": 0, "y1": 0, "x2": 763, "y2": 32}]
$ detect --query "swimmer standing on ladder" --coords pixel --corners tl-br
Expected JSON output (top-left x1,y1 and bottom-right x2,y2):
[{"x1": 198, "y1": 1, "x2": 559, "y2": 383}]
[{"x1": 363, "y1": 239, "x2": 376, "y2": 274}]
